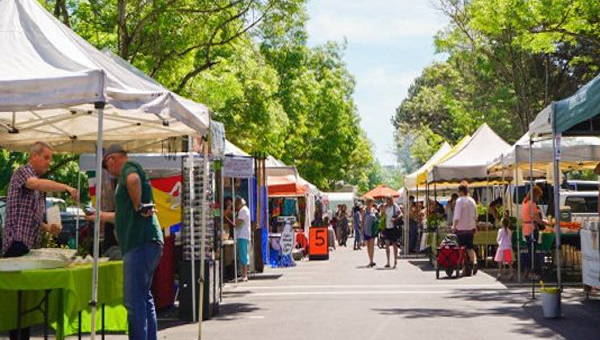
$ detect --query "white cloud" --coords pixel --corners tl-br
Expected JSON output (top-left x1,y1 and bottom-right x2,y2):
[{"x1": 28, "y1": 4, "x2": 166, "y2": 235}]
[
  {"x1": 306, "y1": 0, "x2": 447, "y2": 165},
  {"x1": 307, "y1": 0, "x2": 446, "y2": 45}
]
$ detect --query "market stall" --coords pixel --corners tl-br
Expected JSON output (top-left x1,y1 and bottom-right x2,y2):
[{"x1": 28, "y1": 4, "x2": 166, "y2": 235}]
[
  {"x1": 528, "y1": 71, "x2": 600, "y2": 291},
  {"x1": 424, "y1": 124, "x2": 510, "y2": 266},
  {"x1": 0, "y1": 0, "x2": 211, "y2": 337}
]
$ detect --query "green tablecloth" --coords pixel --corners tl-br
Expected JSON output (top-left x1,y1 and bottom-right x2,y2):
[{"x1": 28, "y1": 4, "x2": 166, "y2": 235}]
[{"x1": 0, "y1": 261, "x2": 127, "y2": 339}]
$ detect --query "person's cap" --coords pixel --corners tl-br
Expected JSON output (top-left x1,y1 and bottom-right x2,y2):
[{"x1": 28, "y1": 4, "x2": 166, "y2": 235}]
[{"x1": 102, "y1": 144, "x2": 127, "y2": 169}]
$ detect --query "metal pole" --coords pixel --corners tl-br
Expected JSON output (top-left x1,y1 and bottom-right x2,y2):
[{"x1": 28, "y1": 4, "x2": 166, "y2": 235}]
[
  {"x1": 187, "y1": 137, "x2": 197, "y2": 322},
  {"x1": 219, "y1": 165, "x2": 224, "y2": 302},
  {"x1": 198, "y1": 139, "x2": 208, "y2": 339},
  {"x1": 515, "y1": 166, "x2": 521, "y2": 283},
  {"x1": 75, "y1": 171, "x2": 81, "y2": 249},
  {"x1": 403, "y1": 187, "x2": 410, "y2": 257},
  {"x1": 90, "y1": 102, "x2": 105, "y2": 340},
  {"x1": 529, "y1": 137, "x2": 535, "y2": 299},
  {"x1": 232, "y1": 178, "x2": 238, "y2": 284},
  {"x1": 552, "y1": 114, "x2": 563, "y2": 288}
]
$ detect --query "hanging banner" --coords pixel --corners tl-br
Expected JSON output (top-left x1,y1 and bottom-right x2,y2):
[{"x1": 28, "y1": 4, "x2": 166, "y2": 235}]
[
  {"x1": 223, "y1": 156, "x2": 254, "y2": 178},
  {"x1": 89, "y1": 173, "x2": 183, "y2": 230}
]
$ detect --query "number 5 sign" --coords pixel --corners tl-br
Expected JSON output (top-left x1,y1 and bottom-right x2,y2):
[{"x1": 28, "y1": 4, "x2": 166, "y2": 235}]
[{"x1": 309, "y1": 226, "x2": 329, "y2": 260}]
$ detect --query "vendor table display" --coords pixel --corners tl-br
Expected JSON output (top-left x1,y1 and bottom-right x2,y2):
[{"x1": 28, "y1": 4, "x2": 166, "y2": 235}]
[{"x1": 0, "y1": 261, "x2": 127, "y2": 339}]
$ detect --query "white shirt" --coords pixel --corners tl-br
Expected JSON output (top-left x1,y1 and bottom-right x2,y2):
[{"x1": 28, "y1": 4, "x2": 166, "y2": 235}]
[
  {"x1": 235, "y1": 206, "x2": 251, "y2": 240},
  {"x1": 453, "y1": 196, "x2": 477, "y2": 231},
  {"x1": 497, "y1": 228, "x2": 512, "y2": 250},
  {"x1": 385, "y1": 204, "x2": 399, "y2": 229}
]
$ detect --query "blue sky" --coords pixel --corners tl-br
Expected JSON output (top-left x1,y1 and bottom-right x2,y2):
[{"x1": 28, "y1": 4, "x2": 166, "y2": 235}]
[{"x1": 306, "y1": 0, "x2": 448, "y2": 165}]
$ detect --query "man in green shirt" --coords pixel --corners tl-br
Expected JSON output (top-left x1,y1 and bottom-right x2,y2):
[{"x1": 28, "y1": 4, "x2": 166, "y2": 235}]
[{"x1": 91, "y1": 144, "x2": 163, "y2": 340}]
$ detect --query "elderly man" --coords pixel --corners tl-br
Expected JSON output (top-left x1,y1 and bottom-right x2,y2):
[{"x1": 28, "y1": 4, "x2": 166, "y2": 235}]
[
  {"x1": 90, "y1": 144, "x2": 163, "y2": 340},
  {"x1": 2, "y1": 141, "x2": 78, "y2": 340}
]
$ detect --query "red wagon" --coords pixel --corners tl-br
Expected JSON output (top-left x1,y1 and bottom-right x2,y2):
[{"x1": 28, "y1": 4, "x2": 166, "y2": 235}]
[{"x1": 436, "y1": 235, "x2": 466, "y2": 279}]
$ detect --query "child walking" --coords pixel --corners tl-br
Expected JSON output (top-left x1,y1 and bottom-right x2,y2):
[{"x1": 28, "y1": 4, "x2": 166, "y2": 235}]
[{"x1": 495, "y1": 217, "x2": 514, "y2": 280}]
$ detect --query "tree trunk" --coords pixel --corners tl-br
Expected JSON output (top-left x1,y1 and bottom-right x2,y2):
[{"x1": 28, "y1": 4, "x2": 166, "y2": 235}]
[{"x1": 117, "y1": 0, "x2": 129, "y2": 59}]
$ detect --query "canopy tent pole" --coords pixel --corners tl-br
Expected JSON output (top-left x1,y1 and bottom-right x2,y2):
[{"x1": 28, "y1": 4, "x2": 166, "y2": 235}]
[
  {"x1": 263, "y1": 157, "x2": 269, "y2": 264},
  {"x1": 529, "y1": 137, "x2": 535, "y2": 299},
  {"x1": 198, "y1": 138, "x2": 209, "y2": 339},
  {"x1": 515, "y1": 166, "x2": 522, "y2": 283},
  {"x1": 90, "y1": 101, "x2": 105, "y2": 340},
  {"x1": 552, "y1": 108, "x2": 563, "y2": 288},
  {"x1": 485, "y1": 173, "x2": 490, "y2": 265},
  {"x1": 187, "y1": 137, "x2": 197, "y2": 322},
  {"x1": 255, "y1": 157, "x2": 261, "y2": 269},
  {"x1": 75, "y1": 170, "x2": 81, "y2": 249},
  {"x1": 403, "y1": 186, "x2": 410, "y2": 257},
  {"x1": 232, "y1": 179, "x2": 238, "y2": 285},
  {"x1": 219, "y1": 163, "x2": 224, "y2": 302}
]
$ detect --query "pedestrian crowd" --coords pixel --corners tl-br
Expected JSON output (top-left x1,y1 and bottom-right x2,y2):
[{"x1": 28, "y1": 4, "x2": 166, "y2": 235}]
[{"x1": 322, "y1": 182, "x2": 525, "y2": 279}]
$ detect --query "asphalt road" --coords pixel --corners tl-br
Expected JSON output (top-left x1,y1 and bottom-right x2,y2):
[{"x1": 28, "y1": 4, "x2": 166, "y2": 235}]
[
  {"x1": 9, "y1": 243, "x2": 600, "y2": 339},
  {"x1": 168, "y1": 244, "x2": 600, "y2": 340}
]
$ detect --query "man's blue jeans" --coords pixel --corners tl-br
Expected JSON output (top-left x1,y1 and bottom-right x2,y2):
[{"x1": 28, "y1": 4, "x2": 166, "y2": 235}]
[{"x1": 123, "y1": 242, "x2": 163, "y2": 340}]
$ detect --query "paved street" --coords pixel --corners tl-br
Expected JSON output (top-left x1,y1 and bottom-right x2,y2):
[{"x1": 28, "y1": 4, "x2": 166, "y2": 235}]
[
  {"x1": 165, "y1": 244, "x2": 599, "y2": 340},
  {"x1": 7, "y1": 244, "x2": 600, "y2": 340}
]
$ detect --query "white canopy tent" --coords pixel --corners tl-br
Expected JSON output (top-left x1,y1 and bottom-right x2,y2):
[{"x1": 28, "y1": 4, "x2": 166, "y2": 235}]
[
  {"x1": 404, "y1": 142, "x2": 451, "y2": 190},
  {"x1": 0, "y1": 0, "x2": 209, "y2": 153},
  {"x1": 490, "y1": 133, "x2": 600, "y2": 172},
  {"x1": 0, "y1": 0, "x2": 211, "y2": 337},
  {"x1": 428, "y1": 124, "x2": 510, "y2": 184}
]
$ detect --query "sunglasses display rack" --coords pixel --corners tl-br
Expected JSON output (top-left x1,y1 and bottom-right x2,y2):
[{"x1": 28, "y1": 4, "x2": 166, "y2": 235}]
[{"x1": 181, "y1": 156, "x2": 215, "y2": 261}]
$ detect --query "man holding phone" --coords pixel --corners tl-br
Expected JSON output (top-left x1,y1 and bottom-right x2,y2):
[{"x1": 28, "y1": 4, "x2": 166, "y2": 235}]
[{"x1": 88, "y1": 144, "x2": 163, "y2": 340}]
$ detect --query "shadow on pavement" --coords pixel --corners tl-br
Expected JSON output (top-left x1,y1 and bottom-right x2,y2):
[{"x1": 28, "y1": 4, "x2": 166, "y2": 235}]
[
  {"x1": 408, "y1": 260, "x2": 434, "y2": 272},
  {"x1": 373, "y1": 289, "x2": 600, "y2": 340},
  {"x1": 249, "y1": 273, "x2": 283, "y2": 281},
  {"x1": 213, "y1": 302, "x2": 262, "y2": 322}
]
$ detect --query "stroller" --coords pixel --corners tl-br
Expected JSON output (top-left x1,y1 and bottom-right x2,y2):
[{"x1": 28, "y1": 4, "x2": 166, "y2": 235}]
[{"x1": 436, "y1": 234, "x2": 465, "y2": 279}]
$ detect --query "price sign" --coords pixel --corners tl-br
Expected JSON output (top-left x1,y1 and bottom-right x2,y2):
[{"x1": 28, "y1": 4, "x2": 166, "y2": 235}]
[
  {"x1": 280, "y1": 223, "x2": 295, "y2": 256},
  {"x1": 309, "y1": 226, "x2": 329, "y2": 260}
]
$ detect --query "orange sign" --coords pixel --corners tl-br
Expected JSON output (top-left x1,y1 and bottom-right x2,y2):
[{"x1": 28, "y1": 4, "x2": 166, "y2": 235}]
[{"x1": 309, "y1": 227, "x2": 329, "y2": 260}]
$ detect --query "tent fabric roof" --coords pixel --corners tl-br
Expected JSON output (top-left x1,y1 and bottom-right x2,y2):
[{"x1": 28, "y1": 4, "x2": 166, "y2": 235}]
[
  {"x1": 428, "y1": 124, "x2": 510, "y2": 183},
  {"x1": 0, "y1": 0, "x2": 210, "y2": 152},
  {"x1": 404, "y1": 142, "x2": 451, "y2": 189},
  {"x1": 489, "y1": 133, "x2": 600, "y2": 171},
  {"x1": 554, "y1": 73, "x2": 600, "y2": 135},
  {"x1": 530, "y1": 73, "x2": 600, "y2": 137},
  {"x1": 363, "y1": 185, "x2": 400, "y2": 199},
  {"x1": 267, "y1": 175, "x2": 307, "y2": 197}
]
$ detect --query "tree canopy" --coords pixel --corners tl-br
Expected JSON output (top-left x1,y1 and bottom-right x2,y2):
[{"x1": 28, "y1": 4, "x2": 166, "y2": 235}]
[
  {"x1": 394, "y1": 0, "x2": 600, "y2": 172},
  {"x1": 0, "y1": 0, "x2": 375, "y2": 196}
]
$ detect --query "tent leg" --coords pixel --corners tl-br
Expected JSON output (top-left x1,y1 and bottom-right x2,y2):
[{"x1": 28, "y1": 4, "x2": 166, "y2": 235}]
[
  {"x1": 515, "y1": 167, "x2": 521, "y2": 283},
  {"x1": 233, "y1": 179, "x2": 238, "y2": 285},
  {"x1": 529, "y1": 137, "x2": 535, "y2": 299},
  {"x1": 219, "y1": 167, "x2": 224, "y2": 302},
  {"x1": 198, "y1": 138, "x2": 208, "y2": 339},
  {"x1": 90, "y1": 101, "x2": 105, "y2": 340},
  {"x1": 187, "y1": 137, "x2": 197, "y2": 322},
  {"x1": 552, "y1": 133, "x2": 563, "y2": 288},
  {"x1": 75, "y1": 171, "x2": 81, "y2": 249}
]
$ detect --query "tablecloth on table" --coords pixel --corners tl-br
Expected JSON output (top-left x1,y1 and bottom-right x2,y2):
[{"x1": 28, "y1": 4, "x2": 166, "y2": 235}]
[{"x1": 0, "y1": 261, "x2": 127, "y2": 338}]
